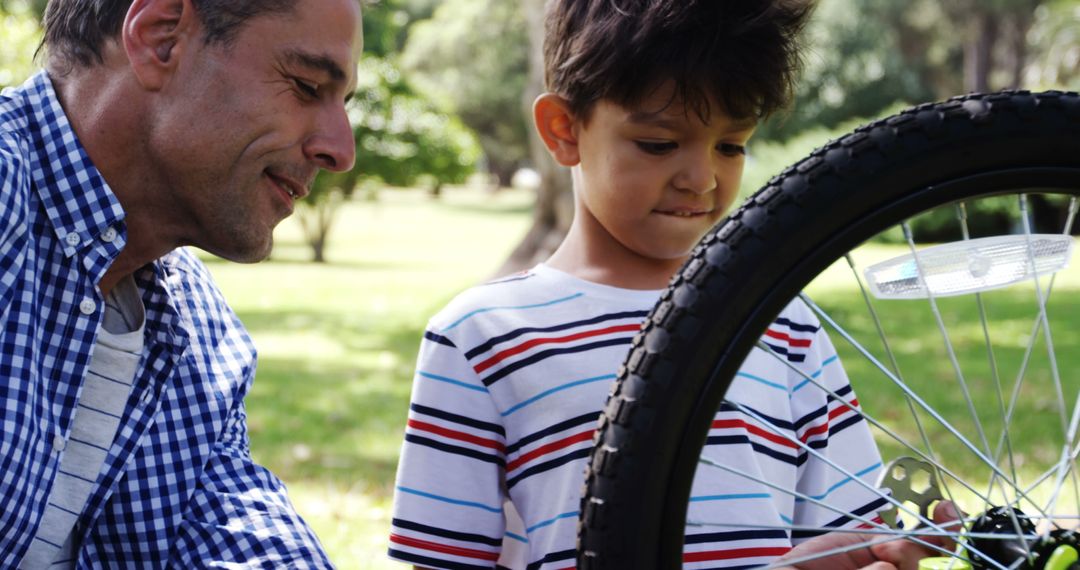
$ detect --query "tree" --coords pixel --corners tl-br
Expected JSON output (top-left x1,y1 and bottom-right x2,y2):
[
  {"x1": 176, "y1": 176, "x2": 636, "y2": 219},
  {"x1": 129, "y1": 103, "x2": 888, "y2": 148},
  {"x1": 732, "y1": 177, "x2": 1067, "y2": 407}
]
[
  {"x1": 0, "y1": 0, "x2": 43, "y2": 88},
  {"x1": 758, "y1": 0, "x2": 1055, "y2": 142},
  {"x1": 296, "y1": 56, "x2": 481, "y2": 262},
  {"x1": 756, "y1": 0, "x2": 946, "y2": 141},
  {"x1": 401, "y1": 0, "x2": 530, "y2": 187},
  {"x1": 938, "y1": 0, "x2": 1046, "y2": 93},
  {"x1": 1024, "y1": 0, "x2": 1080, "y2": 90},
  {"x1": 494, "y1": 0, "x2": 573, "y2": 275},
  {"x1": 361, "y1": 0, "x2": 441, "y2": 58}
]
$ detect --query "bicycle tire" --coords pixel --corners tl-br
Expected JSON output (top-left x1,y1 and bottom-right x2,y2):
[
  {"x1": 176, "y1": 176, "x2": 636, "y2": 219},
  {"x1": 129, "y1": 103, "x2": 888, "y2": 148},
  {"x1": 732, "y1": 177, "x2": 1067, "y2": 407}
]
[{"x1": 578, "y1": 90, "x2": 1080, "y2": 569}]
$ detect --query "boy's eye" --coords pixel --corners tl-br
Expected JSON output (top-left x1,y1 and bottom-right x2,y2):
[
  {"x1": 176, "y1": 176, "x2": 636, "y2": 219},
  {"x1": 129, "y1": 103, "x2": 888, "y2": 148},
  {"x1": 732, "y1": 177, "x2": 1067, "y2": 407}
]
[
  {"x1": 293, "y1": 78, "x2": 319, "y2": 98},
  {"x1": 718, "y1": 143, "x2": 747, "y2": 157},
  {"x1": 635, "y1": 140, "x2": 678, "y2": 155}
]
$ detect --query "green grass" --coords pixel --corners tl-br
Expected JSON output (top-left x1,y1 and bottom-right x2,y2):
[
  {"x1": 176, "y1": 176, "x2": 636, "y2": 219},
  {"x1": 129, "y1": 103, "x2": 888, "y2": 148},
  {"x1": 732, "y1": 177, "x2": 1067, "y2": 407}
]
[
  {"x1": 200, "y1": 187, "x2": 533, "y2": 568},
  {"x1": 200, "y1": 189, "x2": 1080, "y2": 566}
]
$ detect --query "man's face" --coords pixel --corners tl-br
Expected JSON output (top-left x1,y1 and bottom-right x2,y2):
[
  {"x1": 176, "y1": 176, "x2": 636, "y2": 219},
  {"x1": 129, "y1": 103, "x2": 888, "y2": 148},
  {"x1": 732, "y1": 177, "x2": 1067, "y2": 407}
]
[
  {"x1": 571, "y1": 81, "x2": 755, "y2": 264},
  {"x1": 148, "y1": 0, "x2": 362, "y2": 262}
]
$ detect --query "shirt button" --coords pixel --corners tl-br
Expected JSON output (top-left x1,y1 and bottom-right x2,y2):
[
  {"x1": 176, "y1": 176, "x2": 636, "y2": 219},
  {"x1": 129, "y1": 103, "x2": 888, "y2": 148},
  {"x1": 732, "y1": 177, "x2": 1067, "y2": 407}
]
[
  {"x1": 101, "y1": 227, "x2": 117, "y2": 243},
  {"x1": 65, "y1": 232, "x2": 81, "y2": 247},
  {"x1": 79, "y1": 298, "x2": 96, "y2": 315},
  {"x1": 53, "y1": 432, "x2": 65, "y2": 452}
]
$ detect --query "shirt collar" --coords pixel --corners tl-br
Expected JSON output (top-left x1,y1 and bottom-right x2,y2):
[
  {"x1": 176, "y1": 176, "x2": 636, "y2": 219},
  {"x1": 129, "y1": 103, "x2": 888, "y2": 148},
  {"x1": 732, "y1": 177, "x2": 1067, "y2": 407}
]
[{"x1": 22, "y1": 70, "x2": 126, "y2": 259}]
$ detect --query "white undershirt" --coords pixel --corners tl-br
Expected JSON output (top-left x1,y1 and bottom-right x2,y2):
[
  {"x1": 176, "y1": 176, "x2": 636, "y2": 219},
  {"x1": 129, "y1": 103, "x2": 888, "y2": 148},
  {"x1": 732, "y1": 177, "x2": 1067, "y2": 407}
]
[{"x1": 21, "y1": 276, "x2": 145, "y2": 569}]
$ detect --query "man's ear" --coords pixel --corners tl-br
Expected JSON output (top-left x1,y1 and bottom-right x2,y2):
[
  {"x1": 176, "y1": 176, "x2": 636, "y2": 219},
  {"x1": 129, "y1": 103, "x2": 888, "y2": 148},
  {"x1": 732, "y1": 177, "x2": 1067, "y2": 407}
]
[
  {"x1": 533, "y1": 93, "x2": 580, "y2": 167},
  {"x1": 123, "y1": 0, "x2": 198, "y2": 91}
]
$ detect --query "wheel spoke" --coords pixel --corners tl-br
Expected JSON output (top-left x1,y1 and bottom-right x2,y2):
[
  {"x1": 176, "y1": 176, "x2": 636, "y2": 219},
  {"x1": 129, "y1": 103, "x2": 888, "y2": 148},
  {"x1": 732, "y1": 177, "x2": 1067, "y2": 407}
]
[
  {"x1": 1018, "y1": 195, "x2": 1080, "y2": 522},
  {"x1": 955, "y1": 203, "x2": 1022, "y2": 507},
  {"x1": 751, "y1": 338, "x2": 1001, "y2": 512},
  {"x1": 901, "y1": 222, "x2": 996, "y2": 461},
  {"x1": 687, "y1": 518, "x2": 1032, "y2": 542},
  {"x1": 799, "y1": 294, "x2": 1052, "y2": 520},
  {"x1": 755, "y1": 530, "x2": 981, "y2": 570},
  {"x1": 845, "y1": 250, "x2": 974, "y2": 537},
  {"x1": 1043, "y1": 394, "x2": 1080, "y2": 518},
  {"x1": 709, "y1": 398, "x2": 1010, "y2": 568},
  {"x1": 695, "y1": 437, "x2": 995, "y2": 568}
]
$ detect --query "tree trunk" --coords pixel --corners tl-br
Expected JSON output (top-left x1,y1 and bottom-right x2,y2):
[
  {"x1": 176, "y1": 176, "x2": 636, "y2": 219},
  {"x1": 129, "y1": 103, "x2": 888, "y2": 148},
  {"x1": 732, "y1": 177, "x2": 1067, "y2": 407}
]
[
  {"x1": 296, "y1": 193, "x2": 340, "y2": 264},
  {"x1": 964, "y1": 10, "x2": 999, "y2": 93},
  {"x1": 1005, "y1": 11, "x2": 1033, "y2": 89},
  {"x1": 491, "y1": 160, "x2": 518, "y2": 189},
  {"x1": 495, "y1": 0, "x2": 574, "y2": 277}
]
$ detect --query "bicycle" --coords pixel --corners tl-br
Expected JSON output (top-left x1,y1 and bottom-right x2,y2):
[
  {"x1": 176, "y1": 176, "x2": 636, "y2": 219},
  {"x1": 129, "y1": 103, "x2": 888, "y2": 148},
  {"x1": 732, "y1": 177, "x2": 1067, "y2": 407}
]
[{"x1": 578, "y1": 90, "x2": 1080, "y2": 570}]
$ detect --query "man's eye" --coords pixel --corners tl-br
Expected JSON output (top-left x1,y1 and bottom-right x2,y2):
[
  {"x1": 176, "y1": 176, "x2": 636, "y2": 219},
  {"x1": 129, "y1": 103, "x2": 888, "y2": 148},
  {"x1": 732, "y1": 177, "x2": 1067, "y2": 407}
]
[
  {"x1": 635, "y1": 141, "x2": 677, "y2": 155},
  {"x1": 718, "y1": 143, "x2": 747, "y2": 157},
  {"x1": 293, "y1": 78, "x2": 318, "y2": 97}
]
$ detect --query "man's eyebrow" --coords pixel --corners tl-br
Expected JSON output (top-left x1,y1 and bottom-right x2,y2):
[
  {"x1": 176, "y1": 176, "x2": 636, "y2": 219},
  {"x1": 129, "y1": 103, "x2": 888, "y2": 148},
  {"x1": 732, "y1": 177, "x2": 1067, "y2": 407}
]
[{"x1": 284, "y1": 49, "x2": 347, "y2": 82}]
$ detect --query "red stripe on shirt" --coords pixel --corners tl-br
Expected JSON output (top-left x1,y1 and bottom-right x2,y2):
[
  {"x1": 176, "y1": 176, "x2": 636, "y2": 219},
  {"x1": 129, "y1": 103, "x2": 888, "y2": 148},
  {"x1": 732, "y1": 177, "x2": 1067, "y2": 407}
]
[
  {"x1": 855, "y1": 515, "x2": 886, "y2": 529},
  {"x1": 800, "y1": 421, "x2": 830, "y2": 443},
  {"x1": 829, "y1": 398, "x2": 860, "y2": 421},
  {"x1": 683, "y1": 546, "x2": 792, "y2": 562},
  {"x1": 507, "y1": 429, "x2": 595, "y2": 472},
  {"x1": 473, "y1": 324, "x2": 641, "y2": 373},
  {"x1": 390, "y1": 533, "x2": 500, "y2": 561},
  {"x1": 764, "y1": 328, "x2": 813, "y2": 348},
  {"x1": 407, "y1": 419, "x2": 506, "y2": 453},
  {"x1": 800, "y1": 398, "x2": 860, "y2": 442},
  {"x1": 712, "y1": 418, "x2": 799, "y2": 449}
]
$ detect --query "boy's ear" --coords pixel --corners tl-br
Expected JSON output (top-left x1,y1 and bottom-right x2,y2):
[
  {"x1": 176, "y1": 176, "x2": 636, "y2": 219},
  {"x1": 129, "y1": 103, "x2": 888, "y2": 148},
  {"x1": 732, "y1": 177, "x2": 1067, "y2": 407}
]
[
  {"x1": 123, "y1": 0, "x2": 198, "y2": 91},
  {"x1": 533, "y1": 93, "x2": 580, "y2": 167}
]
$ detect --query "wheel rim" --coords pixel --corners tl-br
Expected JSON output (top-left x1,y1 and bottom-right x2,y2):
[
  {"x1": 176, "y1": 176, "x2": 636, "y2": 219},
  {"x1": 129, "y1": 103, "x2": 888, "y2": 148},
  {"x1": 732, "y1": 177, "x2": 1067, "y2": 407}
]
[
  {"x1": 579, "y1": 90, "x2": 1080, "y2": 570},
  {"x1": 677, "y1": 183, "x2": 1080, "y2": 569}
]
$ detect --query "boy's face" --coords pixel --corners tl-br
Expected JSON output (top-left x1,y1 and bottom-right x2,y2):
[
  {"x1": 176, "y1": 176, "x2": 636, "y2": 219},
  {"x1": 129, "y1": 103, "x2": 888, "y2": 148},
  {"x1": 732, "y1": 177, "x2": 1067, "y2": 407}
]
[{"x1": 571, "y1": 82, "x2": 755, "y2": 265}]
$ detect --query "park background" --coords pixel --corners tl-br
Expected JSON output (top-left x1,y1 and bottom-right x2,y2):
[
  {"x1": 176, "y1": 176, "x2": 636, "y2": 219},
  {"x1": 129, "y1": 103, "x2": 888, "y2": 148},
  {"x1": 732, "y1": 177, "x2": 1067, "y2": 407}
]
[{"x1": 1, "y1": 0, "x2": 1079, "y2": 566}]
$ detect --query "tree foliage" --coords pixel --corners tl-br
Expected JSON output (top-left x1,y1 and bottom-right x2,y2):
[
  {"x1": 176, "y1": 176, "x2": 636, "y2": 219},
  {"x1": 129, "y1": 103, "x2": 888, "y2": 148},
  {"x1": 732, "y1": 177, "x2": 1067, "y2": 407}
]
[
  {"x1": 361, "y1": 0, "x2": 440, "y2": 58},
  {"x1": 401, "y1": 0, "x2": 530, "y2": 186},
  {"x1": 757, "y1": 0, "x2": 1064, "y2": 141},
  {"x1": 1024, "y1": 0, "x2": 1080, "y2": 91},
  {"x1": 0, "y1": 0, "x2": 43, "y2": 88},
  {"x1": 297, "y1": 55, "x2": 481, "y2": 262}
]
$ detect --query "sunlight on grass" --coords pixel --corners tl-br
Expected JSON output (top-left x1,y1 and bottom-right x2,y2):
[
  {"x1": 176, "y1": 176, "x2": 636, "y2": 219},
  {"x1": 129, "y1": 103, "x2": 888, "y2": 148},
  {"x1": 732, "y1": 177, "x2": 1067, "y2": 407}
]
[{"x1": 201, "y1": 187, "x2": 532, "y2": 568}]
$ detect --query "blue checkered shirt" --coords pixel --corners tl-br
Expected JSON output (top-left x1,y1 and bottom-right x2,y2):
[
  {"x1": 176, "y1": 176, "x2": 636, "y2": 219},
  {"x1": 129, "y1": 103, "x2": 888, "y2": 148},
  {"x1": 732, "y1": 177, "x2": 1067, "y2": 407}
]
[{"x1": 0, "y1": 72, "x2": 332, "y2": 568}]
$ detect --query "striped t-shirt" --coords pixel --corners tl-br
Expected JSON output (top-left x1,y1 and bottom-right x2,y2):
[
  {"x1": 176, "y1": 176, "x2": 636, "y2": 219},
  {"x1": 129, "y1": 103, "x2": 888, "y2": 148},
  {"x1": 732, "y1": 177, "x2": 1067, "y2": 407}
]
[{"x1": 390, "y1": 264, "x2": 885, "y2": 570}]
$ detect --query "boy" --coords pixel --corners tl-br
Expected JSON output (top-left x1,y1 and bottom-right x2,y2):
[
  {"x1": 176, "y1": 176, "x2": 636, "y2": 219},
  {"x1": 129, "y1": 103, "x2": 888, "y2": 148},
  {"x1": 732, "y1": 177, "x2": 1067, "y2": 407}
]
[{"x1": 390, "y1": 1, "x2": 902, "y2": 568}]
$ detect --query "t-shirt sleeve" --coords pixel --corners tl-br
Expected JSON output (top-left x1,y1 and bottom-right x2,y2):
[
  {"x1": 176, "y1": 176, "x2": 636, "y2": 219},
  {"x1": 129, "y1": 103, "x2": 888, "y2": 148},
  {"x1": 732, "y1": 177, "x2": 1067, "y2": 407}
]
[
  {"x1": 389, "y1": 327, "x2": 508, "y2": 569},
  {"x1": 788, "y1": 312, "x2": 888, "y2": 539}
]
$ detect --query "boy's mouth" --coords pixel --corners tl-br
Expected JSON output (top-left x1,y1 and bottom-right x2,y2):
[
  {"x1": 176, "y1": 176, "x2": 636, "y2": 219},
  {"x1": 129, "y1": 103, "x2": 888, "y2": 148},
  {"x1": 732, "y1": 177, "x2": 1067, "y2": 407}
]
[{"x1": 654, "y1": 208, "x2": 712, "y2": 218}]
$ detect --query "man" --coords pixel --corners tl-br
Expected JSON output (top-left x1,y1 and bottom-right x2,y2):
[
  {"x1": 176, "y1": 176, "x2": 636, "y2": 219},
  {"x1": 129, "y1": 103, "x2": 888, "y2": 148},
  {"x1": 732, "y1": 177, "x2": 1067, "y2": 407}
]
[{"x1": 0, "y1": 0, "x2": 361, "y2": 566}]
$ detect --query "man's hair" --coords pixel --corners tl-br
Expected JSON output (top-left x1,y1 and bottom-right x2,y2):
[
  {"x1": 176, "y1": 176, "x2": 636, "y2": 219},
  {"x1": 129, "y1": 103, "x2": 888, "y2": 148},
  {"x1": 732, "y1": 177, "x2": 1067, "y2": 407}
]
[
  {"x1": 41, "y1": 0, "x2": 295, "y2": 68},
  {"x1": 543, "y1": 0, "x2": 815, "y2": 122}
]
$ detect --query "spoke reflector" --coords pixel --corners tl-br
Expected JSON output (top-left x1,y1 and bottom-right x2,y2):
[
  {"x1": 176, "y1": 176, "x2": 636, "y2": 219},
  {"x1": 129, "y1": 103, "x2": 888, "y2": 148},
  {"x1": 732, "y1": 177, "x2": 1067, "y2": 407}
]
[{"x1": 865, "y1": 234, "x2": 1074, "y2": 299}]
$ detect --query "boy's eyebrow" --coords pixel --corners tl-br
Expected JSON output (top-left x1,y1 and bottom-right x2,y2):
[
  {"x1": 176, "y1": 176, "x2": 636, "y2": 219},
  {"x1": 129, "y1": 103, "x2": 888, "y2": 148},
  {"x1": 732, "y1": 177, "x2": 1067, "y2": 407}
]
[
  {"x1": 627, "y1": 111, "x2": 682, "y2": 130},
  {"x1": 627, "y1": 110, "x2": 758, "y2": 133},
  {"x1": 284, "y1": 48, "x2": 348, "y2": 82}
]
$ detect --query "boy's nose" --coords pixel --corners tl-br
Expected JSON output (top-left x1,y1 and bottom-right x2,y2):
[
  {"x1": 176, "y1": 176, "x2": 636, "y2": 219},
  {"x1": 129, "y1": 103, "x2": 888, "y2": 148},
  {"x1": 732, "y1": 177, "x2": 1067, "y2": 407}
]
[{"x1": 674, "y1": 153, "x2": 718, "y2": 195}]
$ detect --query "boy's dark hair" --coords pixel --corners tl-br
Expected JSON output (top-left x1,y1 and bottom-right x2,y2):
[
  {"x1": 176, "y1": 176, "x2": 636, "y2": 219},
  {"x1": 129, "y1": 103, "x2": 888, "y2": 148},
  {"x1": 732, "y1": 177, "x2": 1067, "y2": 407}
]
[
  {"x1": 40, "y1": 0, "x2": 296, "y2": 68},
  {"x1": 544, "y1": 0, "x2": 814, "y2": 122}
]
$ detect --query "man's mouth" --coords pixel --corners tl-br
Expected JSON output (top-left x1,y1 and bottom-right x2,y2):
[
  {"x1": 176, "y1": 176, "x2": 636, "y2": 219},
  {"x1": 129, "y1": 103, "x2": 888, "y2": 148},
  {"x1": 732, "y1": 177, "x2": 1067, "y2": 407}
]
[{"x1": 266, "y1": 171, "x2": 309, "y2": 202}]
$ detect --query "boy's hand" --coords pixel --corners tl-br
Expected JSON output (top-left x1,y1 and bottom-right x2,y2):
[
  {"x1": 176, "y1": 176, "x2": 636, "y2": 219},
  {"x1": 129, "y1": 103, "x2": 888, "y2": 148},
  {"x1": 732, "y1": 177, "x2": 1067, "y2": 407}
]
[{"x1": 774, "y1": 501, "x2": 963, "y2": 570}]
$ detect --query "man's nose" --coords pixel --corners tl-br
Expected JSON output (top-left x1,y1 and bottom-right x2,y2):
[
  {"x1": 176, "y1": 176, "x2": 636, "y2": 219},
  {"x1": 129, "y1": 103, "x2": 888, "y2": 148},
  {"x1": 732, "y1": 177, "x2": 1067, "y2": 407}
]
[{"x1": 304, "y1": 102, "x2": 357, "y2": 172}]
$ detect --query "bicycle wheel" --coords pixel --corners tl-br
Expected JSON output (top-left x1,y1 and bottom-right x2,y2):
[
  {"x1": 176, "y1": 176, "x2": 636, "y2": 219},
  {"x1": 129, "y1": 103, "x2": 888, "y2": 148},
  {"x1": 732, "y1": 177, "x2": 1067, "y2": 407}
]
[{"x1": 578, "y1": 90, "x2": 1080, "y2": 569}]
